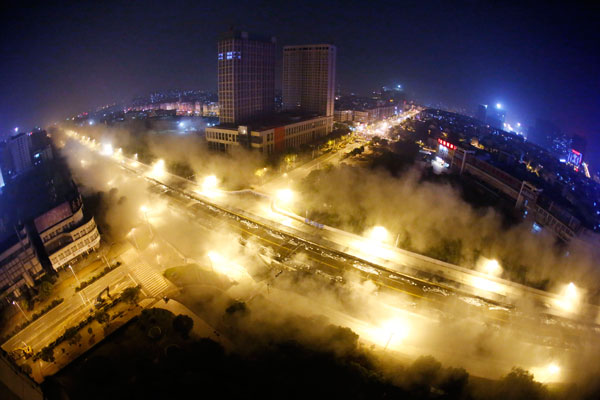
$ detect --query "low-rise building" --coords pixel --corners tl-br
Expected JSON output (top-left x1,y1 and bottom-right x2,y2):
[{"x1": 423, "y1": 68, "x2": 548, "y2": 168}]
[
  {"x1": 334, "y1": 110, "x2": 353, "y2": 122},
  {"x1": 206, "y1": 114, "x2": 333, "y2": 155},
  {"x1": 33, "y1": 196, "x2": 100, "y2": 270}
]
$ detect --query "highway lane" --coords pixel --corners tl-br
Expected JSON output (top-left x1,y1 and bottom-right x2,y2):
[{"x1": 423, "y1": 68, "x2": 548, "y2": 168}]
[
  {"x1": 2, "y1": 269, "x2": 133, "y2": 353},
  {"x1": 86, "y1": 137, "x2": 600, "y2": 345},
  {"x1": 62, "y1": 131, "x2": 600, "y2": 372},
  {"x1": 142, "y1": 172, "x2": 598, "y2": 355}
]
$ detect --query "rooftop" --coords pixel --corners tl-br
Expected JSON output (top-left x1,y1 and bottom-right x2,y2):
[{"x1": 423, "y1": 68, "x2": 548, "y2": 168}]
[
  {"x1": 212, "y1": 112, "x2": 327, "y2": 132},
  {"x1": 218, "y1": 30, "x2": 275, "y2": 43}
]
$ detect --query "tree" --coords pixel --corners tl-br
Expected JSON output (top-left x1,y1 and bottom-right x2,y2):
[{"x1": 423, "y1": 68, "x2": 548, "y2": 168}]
[
  {"x1": 173, "y1": 314, "x2": 194, "y2": 338},
  {"x1": 426, "y1": 238, "x2": 463, "y2": 265},
  {"x1": 167, "y1": 161, "x2": 194, "y2": 179},
  {"x1": 121, "y1": 286, "x2": 141, "y2": 304},
  {"x1": 495, "y1": 367, "x2": 547, "y2": 400},
  {"x1": 38, "y1": 281, "x2": 53, "y2": 301},
  {"x1": 68, "y1": 332, "x2": 82, "y2": 346},
  {"x1": 95, "y1": 310, "x2": 109, "y2": 324},
  {"x1": 40, "y1": 346, "x2": 55, "y2": 363}
]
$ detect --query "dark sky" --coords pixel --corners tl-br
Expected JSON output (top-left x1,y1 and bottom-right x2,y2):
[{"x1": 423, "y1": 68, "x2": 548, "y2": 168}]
[{"x1": 1, "y1": 0, "x2": 598, "y2": 158}]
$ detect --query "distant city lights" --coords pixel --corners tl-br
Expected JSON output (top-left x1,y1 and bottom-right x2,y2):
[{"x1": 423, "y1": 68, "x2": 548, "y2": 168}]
[{"x1": 496, "y1": 103, "x2": 502, "y2": 109}]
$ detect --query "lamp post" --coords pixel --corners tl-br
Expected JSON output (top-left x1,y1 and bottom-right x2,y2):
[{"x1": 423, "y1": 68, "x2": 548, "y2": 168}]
[
  {"x1": 140, "y1": 206, "x2": 154, "y2": 239},
  {"x1": 68, "y1": 264, "x2": 81, "y2": 287},
  {"x1": 130, "y1": 228, "x2": 139, "y2": 250},
  {"x1": 12, "y1": 301, "x2": 29, "y2": 321}
]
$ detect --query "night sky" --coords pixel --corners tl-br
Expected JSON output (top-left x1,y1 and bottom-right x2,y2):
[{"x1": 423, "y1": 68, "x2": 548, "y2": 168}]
[{"x1": 1, "y1": 0, "x2": 598, "y2": 159}]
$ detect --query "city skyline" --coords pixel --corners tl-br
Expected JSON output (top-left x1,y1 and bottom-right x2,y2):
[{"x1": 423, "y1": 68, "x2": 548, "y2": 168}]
[
  {"x1": 1, "y1": 1, "x2": 598, "y2": 160},
  {"x1": 3, "y1": 3, "x2": 600, "y2": 394}
]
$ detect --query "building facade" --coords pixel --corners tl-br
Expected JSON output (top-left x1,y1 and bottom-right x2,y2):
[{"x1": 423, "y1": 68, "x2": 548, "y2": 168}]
[
  {"x1": 34, "y1": 196, "x2": 100, "y2": 270},
  {"x1": 333, "y1": 105, "x2": 397, "y2": 124},
  {"x1": 0, "y1": 227, "x2": 44, "y2": 299},
  {"x1": 217, "y1": 31, "x2": 276, "y2": 125},
  {"x1": 8, "y1": 133, "x2": 32, "y2": 177},
  {"x1": 207, "y1": 115, "x2": 333, "y2": 155},
  {"x1": 282, "y1": 44, "x2": 336, "y2": 118}
]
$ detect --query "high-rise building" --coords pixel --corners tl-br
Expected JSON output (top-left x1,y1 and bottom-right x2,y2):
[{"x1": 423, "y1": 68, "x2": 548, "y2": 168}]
[
  {"x1": 217, "y1": 30, "x2": 276, "y2": 125},
  {"x1": 476, "y1": 104, "x2": 487, "y2": 123},
  {"x1": 282, "y1": 44, "x2": 336, "y2": 117},
  {"x1": 528, "y1": 118, "x2": 570, "y2": 157},
  {"x1": 0, "y1": 225, "x2": 45, "y2": 298},
  {"x1": 486, "y1": 104, "x2": 506, "y2": 129},
  {"x1": 8, "y1": 132, "x2": 32, "y2": 175}
]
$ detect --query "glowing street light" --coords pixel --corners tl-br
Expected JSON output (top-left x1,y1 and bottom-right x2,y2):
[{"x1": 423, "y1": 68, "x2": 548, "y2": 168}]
[
  {"x1": 101, "y1": 143, "x2": 114, "y2": 156},
  {"x1": 371, "y1": 318, "x2": 410, "y2": 351},
  {"x1": 555, "y1": 282, "x2": 581, "y2": 313},
  {"x1": 532, "y1": 362, "x2": 562, "y2": 383},
  {"x1": 150, "y1": 159, "x2": 166, "y2": 178},
  {"x1": 483, "y1": 259, "x2": 502, "y2": 276},
  {"x1": 12, "y1": 300, "x2": 29, "y2": 322},
  {"x1": 496, "y1": 103, "x2": 502, "y2": 109},
  {"x1": 207, "y1": 251, "x2": 248, "y2": 281},
  {"x1": 202, "y1": 175, "x2": 218, "y2": 191},
  {"x1": 276, "y1": 188, "x2": 294, "y2": 204},
  {"x1": 369, "y1": 226, "x2": 389, "y2": 242}
]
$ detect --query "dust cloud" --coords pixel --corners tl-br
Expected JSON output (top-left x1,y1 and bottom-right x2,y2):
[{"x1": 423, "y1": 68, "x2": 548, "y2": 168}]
[{"x1": 49, "y1": 124, "x2": 600, "y2": 397}]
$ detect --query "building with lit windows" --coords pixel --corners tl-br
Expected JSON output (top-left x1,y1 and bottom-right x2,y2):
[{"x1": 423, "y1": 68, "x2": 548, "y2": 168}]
[
  {"x1": 206, "y1": 114, "x2": 332, "y2": 155},
  {"x1": 217, "y1": 30, "x2": 276, "y2": 125},
  {"x1": 6, "y1": 133, "x2": 33, "y2": 177},
  {"x1": 282, "y1": 44, "x2": 336, "y2": 119},
  {"x1": 33, "y1": 195, "x2": 100, "y2": 271},
  {"x1": 0, "y1": 226, "x2": 45, "y2": 299}
]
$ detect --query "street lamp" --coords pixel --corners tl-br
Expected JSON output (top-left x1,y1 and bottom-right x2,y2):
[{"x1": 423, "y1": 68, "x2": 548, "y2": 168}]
[
  {"x1": 276, "y1": 189, "x2": 294, "y2": 204},
  {"x1": 369, "y1": 226, "x2": 389, "y2": 242},
  {"x1": 129, "y1": 228, "x2": 140, "y2": 250},
  {"x1": 140, "y1": 205, "x2": 153, "y2": 238},
  {"x1": 68, "y1": 264, "x2": 81, "y2": 287},
  {"x1": 483, "y1": 259, "x2": 502, "y2": 276},
  {"x1": 12, "y1": 300, "x2": 29, "y2": 321}
]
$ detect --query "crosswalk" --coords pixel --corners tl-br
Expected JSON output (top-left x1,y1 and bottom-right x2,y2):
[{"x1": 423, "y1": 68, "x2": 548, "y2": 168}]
[{"x1": 120, "y1": 250, "x2": 171, "y2": 297}]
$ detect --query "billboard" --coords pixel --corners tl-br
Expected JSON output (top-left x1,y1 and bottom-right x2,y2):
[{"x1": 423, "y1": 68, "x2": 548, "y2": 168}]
[{"x1": 567, "y1": 149, "x2": 582, "y2": 168}]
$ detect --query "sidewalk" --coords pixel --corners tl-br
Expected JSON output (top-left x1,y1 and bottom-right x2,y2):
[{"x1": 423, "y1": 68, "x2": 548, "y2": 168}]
[
  {"x1": 0, "y1": 241, "x2": 131, "y2": 339},
  {"x1": 154, "y1": 298, "x2": 232, "y2": 349}
]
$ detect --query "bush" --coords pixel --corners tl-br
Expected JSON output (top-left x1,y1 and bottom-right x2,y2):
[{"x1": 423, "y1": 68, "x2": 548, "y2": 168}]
[
  {"x1": 39, "y1": 346, "x2": 55, "y2": 363},
  {"x1": 75, "y1": 262, "x2": 122, "y2": 291},
  {"x1": 120, "y1": 286, "x2": 141, "y2": 304},
  {"x1": 495, "y1": 367, "x2": 547, "y2": 400},
  {"x1": 94, "y1": 310, "x2": 109, "y2": 324},
  {"x1": 3, "y1": 298, "x2": 64, "y2": 342},
  {"x1": 37, "y1": 281, "x2": 53, "y2": 301},
  {"x1": 173, "y1": 314, "x2": 194, "y2": 338}
]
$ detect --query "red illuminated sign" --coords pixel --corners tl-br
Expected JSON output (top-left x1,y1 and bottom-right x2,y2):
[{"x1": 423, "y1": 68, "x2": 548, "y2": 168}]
[
  {"x1": 571, "y1": 149, "x2": 581, "y2": 156},
  {"x1": 437, "y1": 138, "x2": 456, "y2": 150}
]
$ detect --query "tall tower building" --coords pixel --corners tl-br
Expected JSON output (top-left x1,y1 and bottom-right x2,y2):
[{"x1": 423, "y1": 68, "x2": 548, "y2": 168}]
[
  {"x1": 282, "y1": 44, "x2": 336, "y2": 117},
  {"x1": 217, "y1": 30, "x2": 276, "y2": 125},
  {"x1": 8, "y1": 132, "x2": 32, "y2": 175}
]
